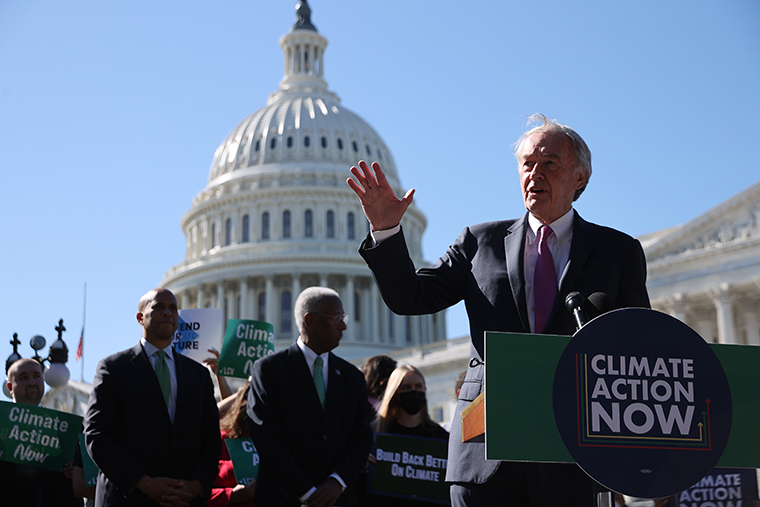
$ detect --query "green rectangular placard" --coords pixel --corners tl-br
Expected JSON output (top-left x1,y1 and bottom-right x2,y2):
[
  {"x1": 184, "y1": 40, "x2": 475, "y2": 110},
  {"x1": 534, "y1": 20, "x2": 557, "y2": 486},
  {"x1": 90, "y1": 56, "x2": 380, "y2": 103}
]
[
  {"x1": 217, "y1": 319, "x2": 275, "y2": 379},
  {"x1": 483, "y1": 332, "x2": 760, "y2": 468},
  {"x1": 0, "y1": 402, "x2": 83, "y2": 472},
  {"x1": 224, "y1": 438, "x2": 259, "y2": 485},
  {"x1": 370, "y1": 433, "x2": 449, "y2": 503}
]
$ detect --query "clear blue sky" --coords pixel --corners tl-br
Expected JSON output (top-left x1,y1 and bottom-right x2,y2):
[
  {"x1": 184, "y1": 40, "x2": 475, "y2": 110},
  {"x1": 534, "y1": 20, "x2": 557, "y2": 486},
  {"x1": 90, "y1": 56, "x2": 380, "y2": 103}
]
[{"x1": 1, "y1": 0, "x2": 758, "y2": 387}]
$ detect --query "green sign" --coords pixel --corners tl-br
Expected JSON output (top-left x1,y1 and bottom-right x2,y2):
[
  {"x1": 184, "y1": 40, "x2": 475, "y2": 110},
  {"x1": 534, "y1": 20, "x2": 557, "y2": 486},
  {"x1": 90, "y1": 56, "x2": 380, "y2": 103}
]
[
  {"x1": 217, "y1": 319, "x2": 275, "y2": 379},
  {"x1": 78, "y1": 433, "x2": 99, "y2": 487},
  {"x1": 369, "y1": 433, "x2": 449, "y2": 504},
  {"x1": 0, "y1": 401, "x2": 83, "y2": 472},
  {"x1": 224, "y1": 438, "x2": 259, "y2": 485},
  {"x1": 483, "y1": 331, "x2": 760, "y2": 469}
]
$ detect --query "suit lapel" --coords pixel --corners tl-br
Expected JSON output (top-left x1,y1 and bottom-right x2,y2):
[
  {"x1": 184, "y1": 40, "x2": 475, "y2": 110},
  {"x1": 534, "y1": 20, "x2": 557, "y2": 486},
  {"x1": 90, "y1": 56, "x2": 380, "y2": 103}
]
[
  {"x1": 130, "y1": 343, "x2": 172, "y2": 424},
  {"x1": 547, "y1": 212, "x2": 597, "y2": 328},
  {"x1": 505, "y1": 214, "x2": 530, "y2": 331},
  {"x1": 288, "y1": 344, "x2": 324, "y2": 412}
]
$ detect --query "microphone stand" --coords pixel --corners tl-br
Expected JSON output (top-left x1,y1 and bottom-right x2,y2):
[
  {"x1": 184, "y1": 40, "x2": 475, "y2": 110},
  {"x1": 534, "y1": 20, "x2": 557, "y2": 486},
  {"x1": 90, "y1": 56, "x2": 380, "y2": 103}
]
[{"x1": 565, "y1": 291, "x2": 614, "y2": 507}]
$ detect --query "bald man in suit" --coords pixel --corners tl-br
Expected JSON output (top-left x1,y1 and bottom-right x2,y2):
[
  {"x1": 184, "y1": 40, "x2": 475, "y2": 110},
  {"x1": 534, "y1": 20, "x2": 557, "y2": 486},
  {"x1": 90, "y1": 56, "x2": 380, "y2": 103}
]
[{"x1": 85, "y1": 288, "x2": 221, "y2": 506}]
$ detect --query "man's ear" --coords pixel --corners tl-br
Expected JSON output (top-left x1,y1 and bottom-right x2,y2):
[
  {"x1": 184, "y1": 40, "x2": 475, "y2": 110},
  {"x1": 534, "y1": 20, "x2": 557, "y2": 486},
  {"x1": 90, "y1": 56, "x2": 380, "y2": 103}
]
[
  {"x1": 136, "y1": 312, "x2": 144, "y2": 324},
  {"x1": 6, "y1": 381, "x2": 12, "y2": 393},
  {"x1": 302, "y1": 312, "x2": 314, "y2": 331}
]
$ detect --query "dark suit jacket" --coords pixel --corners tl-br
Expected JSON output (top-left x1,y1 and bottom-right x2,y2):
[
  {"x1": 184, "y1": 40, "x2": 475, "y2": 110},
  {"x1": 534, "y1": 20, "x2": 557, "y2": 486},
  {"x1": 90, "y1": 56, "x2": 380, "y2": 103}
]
[
  {"x1": 84, "y1": 343, "x2": 221, "y2": 507},
  {"x1": 247, "y1": 343, "x2": 373, "y2": 506},
  {"x1": 0, "y1": 458, "x2": 82, "y2": 507},
  {"x1": 359, "y1": 212, "x2": 650, "y2": 486}
]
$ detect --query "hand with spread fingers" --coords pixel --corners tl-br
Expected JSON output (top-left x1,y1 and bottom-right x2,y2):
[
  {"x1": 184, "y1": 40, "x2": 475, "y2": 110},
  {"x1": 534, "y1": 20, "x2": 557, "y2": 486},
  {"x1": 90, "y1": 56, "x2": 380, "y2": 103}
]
[{"x1": 347, "y1": 160, "x2": 415, "y2": 232}]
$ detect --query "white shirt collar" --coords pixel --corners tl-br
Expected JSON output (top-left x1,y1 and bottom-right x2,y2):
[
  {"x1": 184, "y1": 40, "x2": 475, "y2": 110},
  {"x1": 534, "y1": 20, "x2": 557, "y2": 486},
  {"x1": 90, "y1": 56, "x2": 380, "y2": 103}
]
[
  {"x1": 141, "y1": 337, "x2": 174, "y2": 361},
  {"x1": 527, "y1": 208, "x2": 574, "y2": 245}
]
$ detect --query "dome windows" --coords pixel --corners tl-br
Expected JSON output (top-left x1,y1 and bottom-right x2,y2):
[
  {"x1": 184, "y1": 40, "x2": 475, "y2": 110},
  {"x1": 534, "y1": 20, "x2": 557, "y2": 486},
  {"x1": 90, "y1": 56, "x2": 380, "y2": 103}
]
[
  {"x1": 365, "y1": 144, "x2": 371, "y2": 156},
  {"x1": 347, "y1": 212, "x2": 355, "y2": 240},
  {"x1": 352, "y1": 140, "x2": 358, "y2": 152},
  {"x1": 255, "y1": 139, "x2": 261, "y2": 152},
  {"x1": 262, "y1": 212, "x2": 270, "y2": 240},
  {"x1": 326, "y1": 210, "x2": 335, "y2": 238},
  {"x1": 321, "y1": 136, "x2": 327, "y2": 148},
  {"x1": 304, "y1": 136, "x2": 310, "y2": 148},
  {"x1": 337, "y1": 138, "x2": 344, "y2": 150},
  {"x1": 283, "y1": 210, "x2": 292, "y2": 238},
  {"x1": 242, "y1": 215, "x2": 250, "y2": 243},
  {"x1": 287, "y1": 136, "x2": 293, "y2": 148},
  {"x1": 270, "y1": 138, "x2": 277, "y2": 150},
  {"x1": 305, "y1": 209, "x2": 313, "y2": 237}
]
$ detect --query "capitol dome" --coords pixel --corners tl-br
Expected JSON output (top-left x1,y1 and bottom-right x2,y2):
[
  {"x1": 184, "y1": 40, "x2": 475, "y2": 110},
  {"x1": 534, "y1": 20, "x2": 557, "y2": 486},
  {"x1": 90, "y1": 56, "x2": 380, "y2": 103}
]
[{"x1": 161, "y1": 0, "x2": 445, "y2": 359}]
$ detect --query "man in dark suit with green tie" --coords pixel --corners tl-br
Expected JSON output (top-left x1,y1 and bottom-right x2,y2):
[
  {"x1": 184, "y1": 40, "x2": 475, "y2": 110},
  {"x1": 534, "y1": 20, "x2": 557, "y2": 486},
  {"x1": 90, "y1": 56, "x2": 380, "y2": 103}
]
[{"x1": 85, "y1": 288, "x2": 221, "y2": 506}]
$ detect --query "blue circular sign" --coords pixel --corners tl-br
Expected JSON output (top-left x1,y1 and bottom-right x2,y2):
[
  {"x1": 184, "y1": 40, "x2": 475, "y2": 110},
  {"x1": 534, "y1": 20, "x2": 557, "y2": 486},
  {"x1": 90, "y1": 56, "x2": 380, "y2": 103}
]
[{"x1": 553, "y1": 308, "x2": 732, "y2": 498}]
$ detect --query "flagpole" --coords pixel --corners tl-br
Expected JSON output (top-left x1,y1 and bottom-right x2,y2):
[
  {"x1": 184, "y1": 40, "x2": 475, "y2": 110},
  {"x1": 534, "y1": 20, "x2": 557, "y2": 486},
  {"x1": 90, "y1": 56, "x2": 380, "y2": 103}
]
[{"x1": 80, "y1": 283, "x2": 86, "y2": 382}]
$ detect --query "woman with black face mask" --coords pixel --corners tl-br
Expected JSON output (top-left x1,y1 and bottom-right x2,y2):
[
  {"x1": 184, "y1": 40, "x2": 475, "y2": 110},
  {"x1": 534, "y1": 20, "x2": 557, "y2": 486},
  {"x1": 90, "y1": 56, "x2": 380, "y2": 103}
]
[{"x1": 368, "y1": 365, "x2": 449, "y2": 506}]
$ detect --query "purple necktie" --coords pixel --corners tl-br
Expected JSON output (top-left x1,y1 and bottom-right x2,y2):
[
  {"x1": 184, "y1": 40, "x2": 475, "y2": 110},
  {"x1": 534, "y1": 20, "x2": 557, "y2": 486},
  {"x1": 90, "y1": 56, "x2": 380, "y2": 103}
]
[{"x1": 534, "y1": 225, "x2": 557, "y2": 333}]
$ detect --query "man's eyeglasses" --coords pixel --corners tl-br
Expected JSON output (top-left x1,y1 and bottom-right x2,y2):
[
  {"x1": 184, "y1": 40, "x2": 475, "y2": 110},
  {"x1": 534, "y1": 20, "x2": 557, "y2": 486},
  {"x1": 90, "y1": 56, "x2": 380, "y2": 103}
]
[{"x1": 313, "y1": 312, "x2": 350, "y2": 324}]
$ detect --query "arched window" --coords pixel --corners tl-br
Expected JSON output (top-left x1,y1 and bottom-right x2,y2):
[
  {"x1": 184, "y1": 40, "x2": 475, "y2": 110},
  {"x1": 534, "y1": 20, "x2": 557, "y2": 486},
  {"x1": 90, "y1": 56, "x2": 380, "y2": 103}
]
[
  {"x1": 305, "y1": 210, "x2": 313, "y2": 238},
  {"x1": 270, "y1": 138, "x2": 276, "y2": 150},
  {"x1": 347, "y1": 212, "x2": 355, "y2": 240},
  {"x1": 337, "y1": 138, "x2": 344, "y2": 150},
  {"x1": 287, "y1": 136, "x2": 293, "y2": 148},
  {"x1": 254, "y1": 139, "x2": 260, "y2": 152},
  {"x1": 283, "y1": 210, "x2": 291, "y2": 238},
  {"x1": 281, "y1": 291, "x2": 292, "y2": 334},
  {"x1": 225, "y1": 218, "x2": 232, "y2": 246},
  {"x1": 242, "y1": 215, "x2": 250, "y2": 243},
  {"x1": 321, "y1": 136, "x2": 327, "y2": 148},
  {"x1": 354, "y1": 291, "x2": 361, "y2": 322},
  {"x1": 211, "y1": 222, "x2": 216, "y2": 248},
  {"x1": 258, "y1": 292, "x2": 266, "y2": 321},
  {"x1": 352, "y1": 140, "x2": 358, "y2": 152},
  {"x1": 304, "y1": 136, "x2": 310, "y2": 148},
  {"x1": 326, "y1": 210, "x2": 335, "y2": 238},
  {"x1": 262, "y1": 212, "x2": 270, "y2": 240}
]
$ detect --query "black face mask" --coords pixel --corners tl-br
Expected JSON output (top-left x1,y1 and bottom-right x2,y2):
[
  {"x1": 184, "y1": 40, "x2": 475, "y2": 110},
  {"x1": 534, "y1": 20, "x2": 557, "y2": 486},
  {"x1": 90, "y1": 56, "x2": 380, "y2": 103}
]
[{"x1": 398, "y1": 390, "x2": 426, "y2": 416}]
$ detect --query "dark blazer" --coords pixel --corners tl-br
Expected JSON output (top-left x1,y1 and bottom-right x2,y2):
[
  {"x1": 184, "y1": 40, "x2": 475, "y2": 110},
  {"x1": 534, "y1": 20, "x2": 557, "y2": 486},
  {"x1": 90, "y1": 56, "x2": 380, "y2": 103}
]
[
  {"x1": 84, "y1": 343, "x2": 222, "y2": 507},
  {"x1": 359, "y1": 212, "x2": 650, "y2": 486},
  {"x1": 247, "y1": 343, "x2": 373, "y2": 506}
]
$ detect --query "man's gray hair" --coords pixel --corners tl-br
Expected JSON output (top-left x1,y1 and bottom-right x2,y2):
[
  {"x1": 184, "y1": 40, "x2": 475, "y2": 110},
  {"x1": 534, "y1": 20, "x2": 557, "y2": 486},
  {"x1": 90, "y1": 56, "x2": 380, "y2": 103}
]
[
  {"x1": 513, "y1": 113, "x2": 592, "y2": 201},
  {"x1": 294, "y1": 287, "x2": 341, "y2": 333}
]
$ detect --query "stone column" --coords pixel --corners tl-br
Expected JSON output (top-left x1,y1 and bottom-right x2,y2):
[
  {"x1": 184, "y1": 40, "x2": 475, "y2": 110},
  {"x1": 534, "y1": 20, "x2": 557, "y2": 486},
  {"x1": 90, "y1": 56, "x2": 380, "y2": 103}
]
[
  {"x1": 345, "y1": 276, "x2": 355, "y2": 338},
  {"x1": 239, "y1": 278, "x2": 249, "y2": 320},
  {"x1": 319, "y1": 274, "x2": 328, "y2": 288},
  {"x1": 370, "y1": 286, "x2": 379, "y2": 343},
  {"x1": 180, "y1": 290, "x2": 190, "y2": 310},
  {"x1": 743, "y1": 302, "x2": 760, "y2": 346},
  {"x1": 197, "y1": 286, "x2": 205, "y2": 309},
  {"x1": 265, "y1": 276, "x2": 276, "y2": 327},
  {"x1": 663, "y1": 293, "x2": 688, "y2": 324},
  {"x1": 229, "y1": 286, "x2": 239, "y2": 320},
  {"x1": 292, "y1": 274, "x2": 301, "y2": 302},
  {"x1": 709, "y1": 283, "x2": 736, "y2": 344}
]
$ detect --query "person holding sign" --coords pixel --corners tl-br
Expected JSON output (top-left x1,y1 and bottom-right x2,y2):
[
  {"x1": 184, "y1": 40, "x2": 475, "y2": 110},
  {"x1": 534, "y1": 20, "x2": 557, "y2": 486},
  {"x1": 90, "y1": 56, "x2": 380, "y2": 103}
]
[
  {"x1": 85, "y1": 288, "x2": 222, "y2": 507},
  {"x1": 370, "y1": 365, "x2": 449, "y2": 507},
  {"x1": 1, "y1": 358, "x2": 82, "y2": 507},
  {"x1": 348, "y1": 114, "x2": 650, "y2": 507},
  {"x1": 209, "y1": 381, "x2": 256, "y2": 506},
  {"x1": 247, "y1": 287, "x2": 373, "y2": 507}
]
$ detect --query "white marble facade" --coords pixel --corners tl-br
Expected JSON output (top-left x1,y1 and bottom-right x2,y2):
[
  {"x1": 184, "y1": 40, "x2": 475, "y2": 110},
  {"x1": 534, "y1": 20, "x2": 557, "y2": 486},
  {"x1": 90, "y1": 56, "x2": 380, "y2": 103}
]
[{"x1": 160, "y1": 3, "x2": 445, "y2": 361}]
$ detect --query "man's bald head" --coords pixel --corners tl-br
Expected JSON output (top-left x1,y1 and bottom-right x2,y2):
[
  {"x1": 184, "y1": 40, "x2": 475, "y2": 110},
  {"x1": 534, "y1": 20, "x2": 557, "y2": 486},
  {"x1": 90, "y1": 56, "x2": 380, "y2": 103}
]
[
  {"x1": 137, "y1": 288, "x2": 179, "y2": 347},
  {"x1": 6, "y1": 358, "x2": 44, "y2": 405}
]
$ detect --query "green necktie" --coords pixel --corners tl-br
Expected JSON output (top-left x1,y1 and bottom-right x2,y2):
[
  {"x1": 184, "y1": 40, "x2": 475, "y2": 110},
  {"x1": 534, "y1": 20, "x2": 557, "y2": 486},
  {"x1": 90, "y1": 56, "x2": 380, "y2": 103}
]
[
  {"x1": 313, "y1": 356, "x2": 326, "y2": 408},
  {"x1": 156, "y1": 350, "x2": 171, "y2": 407}
]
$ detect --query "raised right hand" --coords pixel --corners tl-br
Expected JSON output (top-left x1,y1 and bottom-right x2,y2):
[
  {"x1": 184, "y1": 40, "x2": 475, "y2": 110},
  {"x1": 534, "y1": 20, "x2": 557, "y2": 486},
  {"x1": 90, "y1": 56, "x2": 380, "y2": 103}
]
[{"x1": 347, "y1": 160, "x2": 414, "y2": 232}]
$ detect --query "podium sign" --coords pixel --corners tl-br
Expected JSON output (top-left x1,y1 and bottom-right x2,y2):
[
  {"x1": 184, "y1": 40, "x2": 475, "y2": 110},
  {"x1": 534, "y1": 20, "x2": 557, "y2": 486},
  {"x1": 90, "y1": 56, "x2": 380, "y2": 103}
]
[
  {"x1": 554, "y1": 309, "x2": 731, "y2": 498},
  {"x1": 484, "y1": 308, "x2": 760, "y2": 498}
]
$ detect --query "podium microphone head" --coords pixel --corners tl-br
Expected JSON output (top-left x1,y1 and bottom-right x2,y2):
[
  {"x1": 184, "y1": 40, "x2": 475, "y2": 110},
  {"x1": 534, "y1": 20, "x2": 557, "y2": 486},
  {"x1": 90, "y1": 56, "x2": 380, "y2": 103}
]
[
  {"x1": 585, "y1": 292, "x2": 614, "y2": 320},
  {"x1": 565, "y1": 291, "x2": 585, "y2": 313}
]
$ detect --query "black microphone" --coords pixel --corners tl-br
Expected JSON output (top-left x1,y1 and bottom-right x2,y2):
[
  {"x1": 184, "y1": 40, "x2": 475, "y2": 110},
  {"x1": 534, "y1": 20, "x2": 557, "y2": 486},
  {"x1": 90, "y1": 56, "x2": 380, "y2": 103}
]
[
  {"x1": 585, "y1": 292, "x2": 614, "y2": 320},
  {"x1": 565, "y1": 292, "x2": 588, "y2": 331}
]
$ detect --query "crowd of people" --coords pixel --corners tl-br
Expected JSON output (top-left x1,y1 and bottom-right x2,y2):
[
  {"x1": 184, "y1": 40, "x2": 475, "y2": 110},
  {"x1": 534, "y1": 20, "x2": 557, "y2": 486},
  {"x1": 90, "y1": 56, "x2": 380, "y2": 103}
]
[{"x1": 2, "y1": 114, "x2": 652, "y2": 507}]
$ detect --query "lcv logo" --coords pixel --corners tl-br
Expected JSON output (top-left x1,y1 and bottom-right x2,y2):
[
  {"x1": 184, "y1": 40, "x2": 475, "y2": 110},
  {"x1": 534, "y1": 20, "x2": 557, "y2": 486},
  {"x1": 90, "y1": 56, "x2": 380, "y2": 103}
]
[
  {"x1": 583, "y1": 354, "x2": 706, "y2": 446},
  {"x1": 553, "y1": 309, "x2": 732, "y2": 499}
]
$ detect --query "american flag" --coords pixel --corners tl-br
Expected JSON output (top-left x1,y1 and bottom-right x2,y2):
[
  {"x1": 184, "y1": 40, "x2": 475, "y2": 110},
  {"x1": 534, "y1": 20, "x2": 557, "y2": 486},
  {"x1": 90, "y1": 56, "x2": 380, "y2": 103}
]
[{"x1": 76, "y1": 328, "x2": 83, "y2": 361}]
